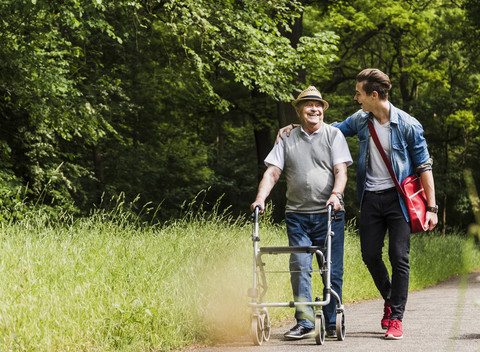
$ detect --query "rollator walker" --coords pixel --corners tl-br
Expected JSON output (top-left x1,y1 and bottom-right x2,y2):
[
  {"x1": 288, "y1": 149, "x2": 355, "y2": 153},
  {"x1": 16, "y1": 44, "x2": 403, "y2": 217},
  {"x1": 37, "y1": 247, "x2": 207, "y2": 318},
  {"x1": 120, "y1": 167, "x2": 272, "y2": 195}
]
[{"x1": 247, "y1": 203, "x2": 346, "y2": 345}]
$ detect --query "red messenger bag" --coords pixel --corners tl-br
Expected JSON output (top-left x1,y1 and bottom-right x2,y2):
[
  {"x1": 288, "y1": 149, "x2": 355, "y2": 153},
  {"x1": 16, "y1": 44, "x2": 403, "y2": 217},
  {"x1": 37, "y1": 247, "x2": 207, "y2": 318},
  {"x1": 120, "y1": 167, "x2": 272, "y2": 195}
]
[{"x1": 367, "y1": 119, "x2": 428, "y2": 233}]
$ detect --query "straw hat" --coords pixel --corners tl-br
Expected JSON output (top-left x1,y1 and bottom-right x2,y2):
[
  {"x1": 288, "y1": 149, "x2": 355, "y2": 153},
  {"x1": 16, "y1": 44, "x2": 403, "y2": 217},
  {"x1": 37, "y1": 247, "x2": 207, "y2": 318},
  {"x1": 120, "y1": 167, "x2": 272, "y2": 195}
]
[{"x1": 291, "y1": 86, "x2": 329, "y2": 110}]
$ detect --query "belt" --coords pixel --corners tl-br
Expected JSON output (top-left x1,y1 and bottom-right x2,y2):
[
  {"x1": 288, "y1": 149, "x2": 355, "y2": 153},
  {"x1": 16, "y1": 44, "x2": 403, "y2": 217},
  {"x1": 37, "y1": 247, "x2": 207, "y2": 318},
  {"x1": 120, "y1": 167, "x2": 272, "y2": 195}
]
[{"x1": 366, "y1": 187, "x2": 397, "y2": 194}]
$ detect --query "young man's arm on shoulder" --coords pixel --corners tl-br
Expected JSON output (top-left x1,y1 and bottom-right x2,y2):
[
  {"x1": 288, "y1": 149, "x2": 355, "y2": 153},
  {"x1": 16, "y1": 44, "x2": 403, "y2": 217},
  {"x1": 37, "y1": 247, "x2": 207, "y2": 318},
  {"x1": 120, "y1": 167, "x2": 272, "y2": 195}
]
[{"x1": 332, "y1": 111, "x2": 363, "y2": 138}]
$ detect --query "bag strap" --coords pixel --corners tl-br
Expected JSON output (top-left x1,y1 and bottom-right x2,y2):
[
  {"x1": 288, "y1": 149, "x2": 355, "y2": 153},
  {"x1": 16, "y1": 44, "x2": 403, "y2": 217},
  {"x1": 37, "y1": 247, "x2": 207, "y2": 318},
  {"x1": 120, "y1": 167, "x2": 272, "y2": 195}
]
[{"x1": 366, "y1": 117, "x2": 406, "y2": 198}]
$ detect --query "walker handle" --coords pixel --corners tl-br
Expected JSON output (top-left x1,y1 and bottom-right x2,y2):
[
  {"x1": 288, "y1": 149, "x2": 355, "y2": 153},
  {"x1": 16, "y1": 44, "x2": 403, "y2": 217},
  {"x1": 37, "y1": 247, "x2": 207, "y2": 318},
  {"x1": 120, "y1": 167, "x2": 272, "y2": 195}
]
[
  {"x1": 250, "y1": 206, "x2": 261, "y2": 242},
  {"x1": 327, "y1": 203, "x2": 338, "y2": 221},
  {"x1": 250, "y1": 205, "x2": 260, "y2": 223}
]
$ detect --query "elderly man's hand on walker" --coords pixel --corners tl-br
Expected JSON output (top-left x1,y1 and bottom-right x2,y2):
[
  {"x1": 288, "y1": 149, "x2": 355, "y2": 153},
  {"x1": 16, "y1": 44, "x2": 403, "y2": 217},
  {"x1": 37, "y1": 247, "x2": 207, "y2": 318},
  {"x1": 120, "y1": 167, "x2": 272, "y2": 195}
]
[{"x1": 326, "y1": 195, "x2": 342, "y2": 212}]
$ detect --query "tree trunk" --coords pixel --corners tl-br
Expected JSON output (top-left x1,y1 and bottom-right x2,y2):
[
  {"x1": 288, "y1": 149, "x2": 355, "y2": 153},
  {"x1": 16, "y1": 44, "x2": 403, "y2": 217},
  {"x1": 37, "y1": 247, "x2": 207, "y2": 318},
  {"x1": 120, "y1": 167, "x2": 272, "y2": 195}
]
[
  {"x1": 396, "y1": 54, "x2": 412, "y2": 112},
  {"x1": 442, "y1": 193, "x2": 447, "y2": 237},
  {"x1": 277, "y1": 101, "x2": 298, "y2": 128},
  {"x1": 251, "y1": 91, "x2": 272, "y2": 183},
  {"x1": 277, "y1": 8, "x2": 305, "y2": 129},
  {"x1": 253, "y1": 126, "x2": 271, "y2": 183},
  {"x1": 93, "y1": 144, "x2": 105, "y2": 191},
  {"x1": 253, "y1": 5, "x2": 305, "y2": 188},
  {"x1": 442, "y1": 130, "x2": 449, "y2": 236}
]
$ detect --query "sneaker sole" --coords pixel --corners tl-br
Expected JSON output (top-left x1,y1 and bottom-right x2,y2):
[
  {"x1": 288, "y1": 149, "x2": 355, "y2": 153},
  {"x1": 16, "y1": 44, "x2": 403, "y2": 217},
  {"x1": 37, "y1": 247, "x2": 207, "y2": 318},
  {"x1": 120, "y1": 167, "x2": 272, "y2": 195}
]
[
  {"x1": 325, "y1": 327, "x2": 337, "y2": 338},
  {"x1": 385, "y1": 333, "x2": 403, "y2": 340},
  {"x1": 284, "y1": 331, "x2": 315, "y2": 339}
]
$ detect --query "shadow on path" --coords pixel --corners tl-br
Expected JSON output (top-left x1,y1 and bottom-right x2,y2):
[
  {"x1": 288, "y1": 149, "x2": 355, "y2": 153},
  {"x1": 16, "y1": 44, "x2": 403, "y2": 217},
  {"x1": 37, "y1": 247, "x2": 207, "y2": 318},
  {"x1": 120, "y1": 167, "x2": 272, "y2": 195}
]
[{"x1": 185, "y1": 271, "x2": 480, "y2": 352}]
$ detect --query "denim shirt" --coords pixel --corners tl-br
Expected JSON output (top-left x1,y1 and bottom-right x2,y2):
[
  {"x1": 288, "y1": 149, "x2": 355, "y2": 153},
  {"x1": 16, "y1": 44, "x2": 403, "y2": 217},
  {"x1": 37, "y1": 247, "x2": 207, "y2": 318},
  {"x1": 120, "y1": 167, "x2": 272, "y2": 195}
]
[{"x1": 332, "y1": 103, "x2": 432, "y2": 222}]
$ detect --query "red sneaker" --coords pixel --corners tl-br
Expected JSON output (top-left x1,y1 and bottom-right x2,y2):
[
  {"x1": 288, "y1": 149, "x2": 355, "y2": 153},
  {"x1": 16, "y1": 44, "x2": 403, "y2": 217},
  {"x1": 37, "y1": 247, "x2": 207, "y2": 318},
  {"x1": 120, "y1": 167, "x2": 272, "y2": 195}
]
[
  {"x1": 381, "y1": 301, "x2": 391, "y2": 330},
  {"x1": 385, "y1": 319, "x2": 403, "y2": 340}
]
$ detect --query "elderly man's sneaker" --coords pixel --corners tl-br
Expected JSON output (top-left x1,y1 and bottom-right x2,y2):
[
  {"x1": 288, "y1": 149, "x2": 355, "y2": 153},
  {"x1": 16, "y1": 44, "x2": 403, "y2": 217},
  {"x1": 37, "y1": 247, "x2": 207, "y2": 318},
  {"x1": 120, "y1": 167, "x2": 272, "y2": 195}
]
[
  {"x1": 284, "y1": 324, "x2": 315, "y2": 339},
  {"x1": 326, "y1": 328, "x2": 337, "y2": 338},
  {"x1": 381, "y1": 301, "x2": 391, "y2": 329},
  {"x1": 385, "y1": 319, "x2": 403, "y2": 340}
]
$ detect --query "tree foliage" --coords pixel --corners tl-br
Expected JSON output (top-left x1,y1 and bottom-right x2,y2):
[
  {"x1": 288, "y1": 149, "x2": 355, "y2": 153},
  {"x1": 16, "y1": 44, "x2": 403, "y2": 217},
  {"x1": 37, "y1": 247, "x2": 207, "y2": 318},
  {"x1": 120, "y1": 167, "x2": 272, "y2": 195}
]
[
  {"x1": 0, "y1": 0, "x2": 478, "y2": 229},
  {"x1": 303, "y1": 0, "x2": 480, "y2": 230},
  {"x1": 0, "y1": 0, "x2": 337, "y2": 220}
]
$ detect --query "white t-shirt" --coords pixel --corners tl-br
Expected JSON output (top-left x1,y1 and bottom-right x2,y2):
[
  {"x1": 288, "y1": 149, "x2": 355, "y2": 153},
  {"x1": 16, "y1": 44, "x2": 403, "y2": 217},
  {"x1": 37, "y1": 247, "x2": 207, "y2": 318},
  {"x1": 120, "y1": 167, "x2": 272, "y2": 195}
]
[
  {"x1": 365, "y1": 118, "x2": 395, "y2": 191},
  {"x1": 265, "y1": 126, "x2": 353, "y2": 169}
]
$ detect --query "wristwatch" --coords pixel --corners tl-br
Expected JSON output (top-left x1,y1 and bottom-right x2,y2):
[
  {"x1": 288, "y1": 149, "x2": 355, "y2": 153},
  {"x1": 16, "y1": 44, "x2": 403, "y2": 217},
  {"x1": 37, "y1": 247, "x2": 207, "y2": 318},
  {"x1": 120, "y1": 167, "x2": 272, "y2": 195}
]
[
  {"x1": 426, "y1": 205, "x2": 438, "y2": 213},
  {"x1": 332, "y1": 192, "x2": 343, "y2": 202}
]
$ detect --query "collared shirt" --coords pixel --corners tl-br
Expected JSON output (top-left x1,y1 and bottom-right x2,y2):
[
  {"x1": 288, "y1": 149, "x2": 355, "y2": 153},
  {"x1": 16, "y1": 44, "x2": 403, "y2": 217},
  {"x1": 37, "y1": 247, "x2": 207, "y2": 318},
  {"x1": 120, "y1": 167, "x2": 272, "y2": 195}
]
[
  {"x1": 265, "y1": 126, "x2": 353, "y2": 170},
  {"x1": 332, "y1": 103, "x2": 432, "y2": 222},
  {"x1": 265, "y1": 124, "x2": 352, "y2": 214}
]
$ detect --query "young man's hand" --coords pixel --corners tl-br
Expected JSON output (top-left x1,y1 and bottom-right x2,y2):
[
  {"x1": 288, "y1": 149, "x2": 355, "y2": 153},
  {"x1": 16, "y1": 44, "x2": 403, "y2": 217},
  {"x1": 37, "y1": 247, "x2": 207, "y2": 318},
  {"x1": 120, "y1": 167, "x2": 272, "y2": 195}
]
[
  {"x1": 424, "y1": 211, "x2": 438, "y2": 231},
  {"x1": 275, "y1": 124, "x2": 298, "y2": 144}
]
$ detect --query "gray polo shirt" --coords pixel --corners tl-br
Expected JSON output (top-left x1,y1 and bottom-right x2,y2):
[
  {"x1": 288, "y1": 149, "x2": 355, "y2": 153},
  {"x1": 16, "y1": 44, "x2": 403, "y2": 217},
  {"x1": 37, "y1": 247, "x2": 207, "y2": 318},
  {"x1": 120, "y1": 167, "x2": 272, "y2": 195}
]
[{"x1": 265, "y1": 124, "x2": 352, "y2": 214}]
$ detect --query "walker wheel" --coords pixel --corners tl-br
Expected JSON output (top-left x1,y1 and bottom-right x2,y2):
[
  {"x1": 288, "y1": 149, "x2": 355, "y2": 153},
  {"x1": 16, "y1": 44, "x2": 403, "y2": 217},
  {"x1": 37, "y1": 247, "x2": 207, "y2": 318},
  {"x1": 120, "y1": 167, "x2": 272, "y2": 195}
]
[
  {"x1": 251, "y1": 314, "x2": 263, "y2": 345},
  {"x1": 336, "y1": 311, "x2": 346, "y2": 341},
  {"x1": 262, "y1": 310, "x2": 271, "y2": 342},
  {"x1": 315, "y1": 312, "x2": 325, "y2": 345}
]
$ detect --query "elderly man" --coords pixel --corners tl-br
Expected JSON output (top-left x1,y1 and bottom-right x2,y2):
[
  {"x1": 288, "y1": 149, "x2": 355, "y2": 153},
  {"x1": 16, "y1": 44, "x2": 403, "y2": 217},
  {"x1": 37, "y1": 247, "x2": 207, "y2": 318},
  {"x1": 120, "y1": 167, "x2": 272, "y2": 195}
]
[
  {"x1": 278, "y1": 69, "x2": 438, "y2": 340},
  {"x1": 251, "y1": 86, "x2": 352, "y2": 339}
]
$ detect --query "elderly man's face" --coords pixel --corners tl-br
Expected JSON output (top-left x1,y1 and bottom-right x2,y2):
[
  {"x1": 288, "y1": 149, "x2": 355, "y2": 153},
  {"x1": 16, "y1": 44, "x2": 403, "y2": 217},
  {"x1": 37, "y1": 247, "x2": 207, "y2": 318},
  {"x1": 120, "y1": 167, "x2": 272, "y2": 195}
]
[{"x1": 298, "y1": 100, "x2": 324, "y2": 127}]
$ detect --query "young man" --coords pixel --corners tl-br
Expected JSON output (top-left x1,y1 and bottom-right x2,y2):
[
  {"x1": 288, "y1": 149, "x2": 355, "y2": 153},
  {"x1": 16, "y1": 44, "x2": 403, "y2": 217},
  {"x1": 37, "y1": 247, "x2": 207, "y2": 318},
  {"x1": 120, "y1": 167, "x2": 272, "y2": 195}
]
[
  {"x1": 252, "y1": 86, "x2": 352, "y2": 339},
  {"x1": 278, "y1": 69, "x2": 438, "y2": 340}
]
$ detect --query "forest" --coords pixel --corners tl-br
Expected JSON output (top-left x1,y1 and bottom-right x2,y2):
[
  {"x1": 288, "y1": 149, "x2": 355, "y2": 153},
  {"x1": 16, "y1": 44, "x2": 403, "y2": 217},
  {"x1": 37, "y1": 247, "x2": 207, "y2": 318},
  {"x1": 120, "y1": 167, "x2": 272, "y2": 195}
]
[{"x1": 1, "y1": 0, "x2": 480, "y2": 233}]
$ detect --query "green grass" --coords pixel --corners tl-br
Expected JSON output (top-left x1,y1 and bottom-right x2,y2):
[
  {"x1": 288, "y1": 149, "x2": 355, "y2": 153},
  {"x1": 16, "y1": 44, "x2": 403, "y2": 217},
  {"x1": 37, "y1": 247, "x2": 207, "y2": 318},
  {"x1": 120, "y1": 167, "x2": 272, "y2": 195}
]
[{"x1": 0, "y1": 206, "x2": 478, "y2": 351}]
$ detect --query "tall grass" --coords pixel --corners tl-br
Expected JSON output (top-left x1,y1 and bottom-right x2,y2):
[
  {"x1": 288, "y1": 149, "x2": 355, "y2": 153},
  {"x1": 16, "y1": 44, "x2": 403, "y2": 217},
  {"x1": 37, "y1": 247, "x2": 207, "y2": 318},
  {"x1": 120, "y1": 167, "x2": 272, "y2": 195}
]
[{"x1": 0, "y1": 201, "x2": 478, "y2": 351}]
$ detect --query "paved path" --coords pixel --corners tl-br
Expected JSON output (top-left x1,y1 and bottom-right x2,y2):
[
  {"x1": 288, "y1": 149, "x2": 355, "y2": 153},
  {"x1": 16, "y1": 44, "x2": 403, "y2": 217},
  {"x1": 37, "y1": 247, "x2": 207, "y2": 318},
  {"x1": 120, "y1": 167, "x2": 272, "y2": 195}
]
[{"x1": 185, "y1": 271, "x2": 480, "y2": 352}]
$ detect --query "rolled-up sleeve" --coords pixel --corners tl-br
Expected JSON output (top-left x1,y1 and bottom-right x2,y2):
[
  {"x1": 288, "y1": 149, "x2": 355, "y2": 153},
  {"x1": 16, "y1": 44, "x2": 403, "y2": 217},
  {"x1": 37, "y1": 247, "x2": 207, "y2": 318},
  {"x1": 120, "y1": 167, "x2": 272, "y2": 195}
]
[
  {"x1": 405, "y1": 122, "x2": 432, "y2": 173},
  {"x1": 415, "y1": 158, "x2": 433, "y2": 174}
]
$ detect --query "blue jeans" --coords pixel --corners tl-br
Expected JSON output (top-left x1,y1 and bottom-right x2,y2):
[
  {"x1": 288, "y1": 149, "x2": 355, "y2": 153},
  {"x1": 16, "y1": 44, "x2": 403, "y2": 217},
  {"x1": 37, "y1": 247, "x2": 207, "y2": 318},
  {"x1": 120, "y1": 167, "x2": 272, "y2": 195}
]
[{"x1": 285, "y1": 212, "x2": 345, "y2": 329}]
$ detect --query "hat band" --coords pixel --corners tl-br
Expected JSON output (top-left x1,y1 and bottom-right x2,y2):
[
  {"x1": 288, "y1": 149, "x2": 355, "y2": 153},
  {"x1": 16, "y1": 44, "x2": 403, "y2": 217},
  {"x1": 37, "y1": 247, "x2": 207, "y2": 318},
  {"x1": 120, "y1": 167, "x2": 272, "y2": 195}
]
[{"x1": 298, "y1": 95, "x2": 323, "y2": 100}]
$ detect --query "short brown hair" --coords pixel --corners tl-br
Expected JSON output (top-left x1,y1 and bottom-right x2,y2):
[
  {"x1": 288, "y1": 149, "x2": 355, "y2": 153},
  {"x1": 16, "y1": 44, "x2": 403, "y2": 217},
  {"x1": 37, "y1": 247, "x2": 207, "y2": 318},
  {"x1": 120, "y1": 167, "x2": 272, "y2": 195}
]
[{"x1": 356, "y1": 68, "x2": 391, "y2": 100}]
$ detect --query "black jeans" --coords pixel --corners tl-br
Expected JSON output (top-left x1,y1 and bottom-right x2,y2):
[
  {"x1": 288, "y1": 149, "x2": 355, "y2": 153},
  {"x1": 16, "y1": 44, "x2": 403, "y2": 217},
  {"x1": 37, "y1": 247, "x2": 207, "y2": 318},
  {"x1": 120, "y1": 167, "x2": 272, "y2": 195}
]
[{"x1": 359, "y1": 189, "x2": 411, "y2": 321}]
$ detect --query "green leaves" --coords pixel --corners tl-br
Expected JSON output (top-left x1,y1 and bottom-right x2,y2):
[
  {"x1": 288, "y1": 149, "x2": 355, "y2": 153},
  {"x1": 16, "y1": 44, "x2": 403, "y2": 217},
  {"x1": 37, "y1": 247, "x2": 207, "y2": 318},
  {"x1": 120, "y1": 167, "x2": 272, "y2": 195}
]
[
  {"x1": 155, "y1": 0, "x2": 338, "y2": 103},
  {"x1": 303, "y1": 0, "x2": 480, "y2": 229}
]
